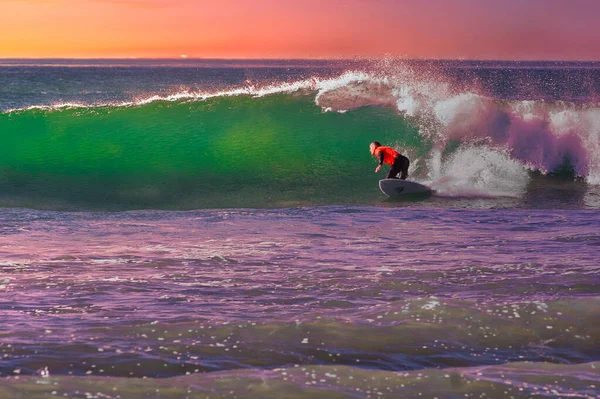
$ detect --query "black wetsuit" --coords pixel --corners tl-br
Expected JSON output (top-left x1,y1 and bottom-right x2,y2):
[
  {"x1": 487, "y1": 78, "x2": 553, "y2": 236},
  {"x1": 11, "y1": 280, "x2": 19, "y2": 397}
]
[{"x1": 379, "y1": 151, "x2": 410, "y2": 180}]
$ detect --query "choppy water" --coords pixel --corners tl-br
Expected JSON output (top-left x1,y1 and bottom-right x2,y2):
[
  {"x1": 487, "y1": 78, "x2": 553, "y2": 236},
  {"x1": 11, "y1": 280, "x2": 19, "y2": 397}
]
[{"x1": 0, "y1": 60, "x2": 599, "y2": 398}]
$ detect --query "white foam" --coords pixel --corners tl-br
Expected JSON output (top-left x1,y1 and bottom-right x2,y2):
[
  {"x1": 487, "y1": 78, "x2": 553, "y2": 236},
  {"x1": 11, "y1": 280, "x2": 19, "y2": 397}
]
[
  {"x1": 310, "y1": 64, "x2": 600, "y2": 185},
  {"x1": 429, "y1": 146, "x2": 530, "y2": 198}
]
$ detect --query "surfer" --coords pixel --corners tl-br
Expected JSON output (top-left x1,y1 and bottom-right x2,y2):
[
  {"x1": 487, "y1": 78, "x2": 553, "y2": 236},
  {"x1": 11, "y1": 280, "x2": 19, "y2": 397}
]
[{"x1": 369, "y1": 141, "x2": 410, "y2": 180}]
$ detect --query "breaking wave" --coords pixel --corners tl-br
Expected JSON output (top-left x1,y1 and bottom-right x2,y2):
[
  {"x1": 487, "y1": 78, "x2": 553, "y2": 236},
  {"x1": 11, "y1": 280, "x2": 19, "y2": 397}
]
[{"x1": 1, "y1": 63, "x2": 599, "y2": 209}]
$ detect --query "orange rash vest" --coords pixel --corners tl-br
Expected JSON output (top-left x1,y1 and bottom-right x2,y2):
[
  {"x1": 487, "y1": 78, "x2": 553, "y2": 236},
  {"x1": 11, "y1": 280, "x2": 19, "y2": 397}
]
[{"x1": 374, "y1": 146, "x2": 400, "y2": 166}]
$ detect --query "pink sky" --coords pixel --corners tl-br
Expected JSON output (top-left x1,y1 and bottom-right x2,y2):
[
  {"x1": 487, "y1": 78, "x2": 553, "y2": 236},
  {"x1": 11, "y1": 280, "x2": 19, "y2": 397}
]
[{"x1": 1, "y1": 0, "x2": 599, "y2": 59}]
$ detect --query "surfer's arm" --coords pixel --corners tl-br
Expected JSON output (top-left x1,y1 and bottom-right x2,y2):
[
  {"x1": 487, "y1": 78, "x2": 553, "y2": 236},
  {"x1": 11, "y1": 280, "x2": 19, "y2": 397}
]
[{"x1": 375, "y1": 152, "x2": 384, "y2": 172}]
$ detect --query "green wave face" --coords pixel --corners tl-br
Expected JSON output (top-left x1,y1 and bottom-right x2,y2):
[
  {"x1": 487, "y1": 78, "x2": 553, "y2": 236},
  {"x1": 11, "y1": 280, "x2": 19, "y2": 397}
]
[{"x1": 0, "y1": 94, "x2": 423, "y2": 209}]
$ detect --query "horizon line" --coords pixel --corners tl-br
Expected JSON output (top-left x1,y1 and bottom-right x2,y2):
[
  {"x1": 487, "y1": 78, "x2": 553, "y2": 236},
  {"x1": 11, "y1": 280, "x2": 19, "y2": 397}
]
[{"x1": 1, "y1": 56, "x2": 600, "y2": 62}]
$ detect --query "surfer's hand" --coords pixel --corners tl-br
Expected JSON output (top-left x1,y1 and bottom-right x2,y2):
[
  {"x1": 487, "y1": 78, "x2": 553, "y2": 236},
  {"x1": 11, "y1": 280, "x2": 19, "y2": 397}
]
[{"x1": 375, "y1": 165, "x2": 381, "y2": 173}]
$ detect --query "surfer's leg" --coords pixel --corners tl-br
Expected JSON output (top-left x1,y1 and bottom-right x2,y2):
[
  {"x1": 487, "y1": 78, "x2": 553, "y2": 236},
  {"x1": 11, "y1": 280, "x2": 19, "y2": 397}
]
[
  {"x1": 400, "y1": 156, "x2": 410, "y2": 180},
  {"x1": 387, "y1": 161, "x2": 401, "y2": 179}
]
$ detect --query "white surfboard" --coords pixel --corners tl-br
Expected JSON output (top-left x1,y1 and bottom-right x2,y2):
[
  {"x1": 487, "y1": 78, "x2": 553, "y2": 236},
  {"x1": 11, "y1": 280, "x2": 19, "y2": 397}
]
[{"x1": 379, "y1": 179, "x2": 432, "y2": 197}]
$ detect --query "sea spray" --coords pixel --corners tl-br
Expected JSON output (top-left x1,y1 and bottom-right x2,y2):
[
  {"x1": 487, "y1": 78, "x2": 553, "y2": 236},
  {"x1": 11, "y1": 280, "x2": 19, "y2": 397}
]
[{"x1": 428, "y1": 146, "x2": 529, "y2": 198}]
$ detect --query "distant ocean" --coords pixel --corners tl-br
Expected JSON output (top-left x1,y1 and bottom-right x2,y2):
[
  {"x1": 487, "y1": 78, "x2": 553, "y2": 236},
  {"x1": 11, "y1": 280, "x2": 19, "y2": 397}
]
[{"x1": 0, "y1": 59, "x2": 598, "y2": 398}]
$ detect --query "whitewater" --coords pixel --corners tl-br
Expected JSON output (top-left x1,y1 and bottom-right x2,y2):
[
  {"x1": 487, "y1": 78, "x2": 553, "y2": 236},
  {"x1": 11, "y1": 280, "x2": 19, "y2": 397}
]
[{"x1": 0, "y1": 59, "x2": 598, "y2": 398}]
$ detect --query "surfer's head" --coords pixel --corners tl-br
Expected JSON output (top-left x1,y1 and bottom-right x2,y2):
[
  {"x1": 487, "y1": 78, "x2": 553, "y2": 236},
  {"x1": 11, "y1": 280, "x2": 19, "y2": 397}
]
[{"x1": 370, "y1": 141, "x2": 381, "y2": 155}]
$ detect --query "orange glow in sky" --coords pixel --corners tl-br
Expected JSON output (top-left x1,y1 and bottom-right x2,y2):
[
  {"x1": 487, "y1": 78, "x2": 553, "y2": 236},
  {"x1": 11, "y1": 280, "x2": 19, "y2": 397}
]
[{"x1": 1, "y1": 0, "x2": 599, "y2": 59}]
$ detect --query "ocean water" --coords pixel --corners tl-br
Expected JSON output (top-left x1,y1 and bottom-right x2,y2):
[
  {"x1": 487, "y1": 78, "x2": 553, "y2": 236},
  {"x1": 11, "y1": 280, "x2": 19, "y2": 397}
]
[{"x1": 0, "y1": 59, "x2": 599, "y2": 398}]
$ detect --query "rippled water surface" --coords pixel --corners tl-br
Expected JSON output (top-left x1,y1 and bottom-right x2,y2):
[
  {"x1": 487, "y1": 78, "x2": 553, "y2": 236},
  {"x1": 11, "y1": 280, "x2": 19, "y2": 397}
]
[{"x1": 0, "y1": 207, "x2": 598, "y2": 397}]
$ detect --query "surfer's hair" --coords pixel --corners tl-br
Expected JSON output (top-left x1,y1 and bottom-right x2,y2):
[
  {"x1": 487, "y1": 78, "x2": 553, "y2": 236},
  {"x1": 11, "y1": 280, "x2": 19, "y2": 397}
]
[{"x1": 371, "y1": 141, "x2": 381, "y2": 147}]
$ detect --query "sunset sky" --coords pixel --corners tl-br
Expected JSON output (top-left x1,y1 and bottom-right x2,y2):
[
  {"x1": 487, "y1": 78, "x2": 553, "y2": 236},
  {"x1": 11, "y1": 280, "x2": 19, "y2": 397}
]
[{"x1": 1, "y1": 0, "x2": 599, "y2": 60}]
